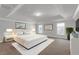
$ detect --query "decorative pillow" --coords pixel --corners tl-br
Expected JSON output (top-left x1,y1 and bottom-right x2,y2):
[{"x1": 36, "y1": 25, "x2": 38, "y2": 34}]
[
  {"x1": 14, "y1": 29, "x2": 24, "y2": 35},
  {"x1": 23, "y1": 31, "x2": 30, "y2": 34}
]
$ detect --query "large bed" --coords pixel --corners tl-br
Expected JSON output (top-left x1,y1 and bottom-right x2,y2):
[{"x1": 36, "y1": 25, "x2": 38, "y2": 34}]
[
  {"x1": 4, "y1": 29, "x2": 48, "y2": 49},
  {"x1": 13, "y1": 34, "x2": 48, "y2": 49}
]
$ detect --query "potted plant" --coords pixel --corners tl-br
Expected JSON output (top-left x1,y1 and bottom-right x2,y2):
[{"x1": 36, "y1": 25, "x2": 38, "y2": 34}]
[{"x1": 66, "y1": 27, "x2": 74, "y2": 40}]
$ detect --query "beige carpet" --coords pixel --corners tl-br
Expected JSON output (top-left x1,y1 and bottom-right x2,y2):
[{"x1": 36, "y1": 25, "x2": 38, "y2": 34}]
[
  {"x1": 0, "y1": 41, "x2": 21, "y2": 55},
  {"x1": 0, "y1": 38, "x2": 70, "y2": 55},
  {"x1": 39, "y1": 39, "x2": 70, "y2": 55}
]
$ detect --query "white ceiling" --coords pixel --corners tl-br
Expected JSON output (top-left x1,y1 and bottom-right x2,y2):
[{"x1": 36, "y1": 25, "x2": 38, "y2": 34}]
[
  {"x1": 0, "y1": 4, "x2": 78, "y2": 22},
  {"x1": 0, "y1": 4, "x2": 17, "y2": 17}
]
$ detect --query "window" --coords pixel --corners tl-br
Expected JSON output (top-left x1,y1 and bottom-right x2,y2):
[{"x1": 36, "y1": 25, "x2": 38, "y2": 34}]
[
  {"x1": 57, "y1": 23, "x2": 65, "y2": 35},
  {"x1": 37, "y1": 24, "x2": 43, "y2": 33}
]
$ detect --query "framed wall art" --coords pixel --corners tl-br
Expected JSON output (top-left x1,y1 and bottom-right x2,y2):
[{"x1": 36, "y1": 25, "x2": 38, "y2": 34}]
[
  {"x1": 44, "y1": 24, "x2": 53, "y2": 31},
  {"x1": 15, "y1": 22, "x2": 26, "y2": 29}
]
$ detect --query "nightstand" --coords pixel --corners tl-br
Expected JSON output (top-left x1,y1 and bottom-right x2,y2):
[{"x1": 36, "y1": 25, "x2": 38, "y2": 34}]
[{"x1": 3, "y1": 34, "x2": 14, "y2": 42}]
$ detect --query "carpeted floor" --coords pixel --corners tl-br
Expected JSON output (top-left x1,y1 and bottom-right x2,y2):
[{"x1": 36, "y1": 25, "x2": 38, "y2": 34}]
[
  {"x1": 39, "y1": 39, "x2": 70, "y2": 55},
  {"x1": 0, "y1": 38, "x2": 70, "y2": 55}
]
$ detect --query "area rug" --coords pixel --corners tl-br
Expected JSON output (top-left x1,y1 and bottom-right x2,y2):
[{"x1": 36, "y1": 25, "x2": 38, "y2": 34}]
[{"x1": 12, "y1": 39, "x2": 54, "y2": 55}]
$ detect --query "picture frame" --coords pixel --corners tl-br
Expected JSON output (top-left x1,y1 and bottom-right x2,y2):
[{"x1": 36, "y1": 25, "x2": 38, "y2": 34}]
[
  {"x1": 15, "y1": 22, "x2": 26, "y2": 29},
  {"x1": 44, "y1": 24, "x2": 53, "y2": 31}
]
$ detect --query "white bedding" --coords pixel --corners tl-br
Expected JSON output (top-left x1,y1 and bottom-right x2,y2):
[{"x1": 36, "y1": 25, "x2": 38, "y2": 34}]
[{"x1": 14, "y1": 34, "x2": 48, "y2": 49}]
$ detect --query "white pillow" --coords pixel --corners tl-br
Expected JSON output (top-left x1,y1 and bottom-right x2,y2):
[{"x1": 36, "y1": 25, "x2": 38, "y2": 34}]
[
  {"x1": 15, "y1": 29, "x2": 30, "y2": 35},
  {"x1": 16, "y1": 31, "x2": 24, "y2": 35}
]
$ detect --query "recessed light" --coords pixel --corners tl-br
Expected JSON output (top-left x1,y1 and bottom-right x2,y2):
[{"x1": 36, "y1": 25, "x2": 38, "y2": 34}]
[{"x1": 34, "y1": 12, "x2": 42, "y2": 16}]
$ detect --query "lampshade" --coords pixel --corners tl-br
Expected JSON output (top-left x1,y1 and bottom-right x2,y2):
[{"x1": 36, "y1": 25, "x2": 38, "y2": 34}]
[
  {"x1": 32, "y1": 28, "x2": 35, "y2": 32},
  {"x1": 6, "y1": 29, "x2": 13, "y2": 32}
]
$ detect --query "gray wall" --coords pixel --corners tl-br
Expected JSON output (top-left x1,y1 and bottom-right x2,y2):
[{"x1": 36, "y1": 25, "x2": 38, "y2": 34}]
[
  {"x1": 0, "y1": 20, "x2": 34, "y2": 42},
  {"x1": 36, "y1": 19, "x2": 75, "y2": 39},
  {"x1": 0, "y1": 20, "x2": 14, "y2": 42},
  {"x1": 0, "y1": 18, "x2": 75, "y2": 42}
]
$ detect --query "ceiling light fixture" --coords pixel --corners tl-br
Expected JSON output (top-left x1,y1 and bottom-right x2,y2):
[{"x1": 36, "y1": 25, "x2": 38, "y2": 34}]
[{"x1": 34, "y1": 12, "x2": 42, "y2": 16}]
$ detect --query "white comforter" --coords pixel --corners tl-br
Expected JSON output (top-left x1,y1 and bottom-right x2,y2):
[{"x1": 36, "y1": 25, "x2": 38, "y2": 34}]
[{"x1": 14, "y1": 34, "x2": 48, "y2": 49}]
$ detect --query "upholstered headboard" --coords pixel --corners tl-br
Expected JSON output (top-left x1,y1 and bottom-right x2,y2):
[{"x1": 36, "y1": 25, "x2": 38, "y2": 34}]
[{"x1": 14, "y1": 29, "x2": 30, "y2": 35}]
